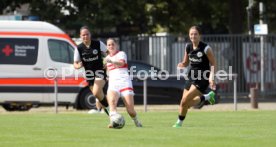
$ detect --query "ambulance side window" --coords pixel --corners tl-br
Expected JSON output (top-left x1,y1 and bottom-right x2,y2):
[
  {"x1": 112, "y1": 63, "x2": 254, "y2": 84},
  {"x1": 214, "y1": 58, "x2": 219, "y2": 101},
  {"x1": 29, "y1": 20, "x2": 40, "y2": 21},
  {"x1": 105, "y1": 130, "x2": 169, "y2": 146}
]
[{"x1": 48, "y1": 39, "x2": 74, "y2": 64}]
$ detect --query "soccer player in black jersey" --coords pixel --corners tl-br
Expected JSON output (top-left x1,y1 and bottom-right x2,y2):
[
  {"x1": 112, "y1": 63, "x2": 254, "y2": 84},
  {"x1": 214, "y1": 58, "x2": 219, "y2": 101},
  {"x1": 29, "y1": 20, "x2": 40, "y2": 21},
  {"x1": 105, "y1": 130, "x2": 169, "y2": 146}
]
[
  {"x1": 73, "y1": 26, "x2": 109, "y2": 115},
  {"x1": 173, "y1": 26, "x2": 216, "y2": 128}
]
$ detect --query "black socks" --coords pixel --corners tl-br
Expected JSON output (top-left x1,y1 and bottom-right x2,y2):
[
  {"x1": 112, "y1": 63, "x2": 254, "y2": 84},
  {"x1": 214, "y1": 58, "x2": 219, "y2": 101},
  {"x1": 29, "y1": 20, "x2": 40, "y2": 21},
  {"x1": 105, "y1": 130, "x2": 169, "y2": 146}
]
[
  {"x1": 178, "y1": 115, "x2": 186, "y2": 121},
  {"x1": 99, "y1": 96, "x2": 109, "y2": 107},
  {"x1": 200, "y1": 95, "x2": 205, "y2": 102}
]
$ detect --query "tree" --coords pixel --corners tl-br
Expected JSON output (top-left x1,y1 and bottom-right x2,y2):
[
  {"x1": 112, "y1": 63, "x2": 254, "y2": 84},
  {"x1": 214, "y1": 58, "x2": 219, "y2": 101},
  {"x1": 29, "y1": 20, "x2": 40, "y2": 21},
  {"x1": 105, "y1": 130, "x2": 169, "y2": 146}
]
[
  {"x1": 228, "y1": 0, "x2": 248, "y2": 92},
  {"x1": 0, "y1": 0, "x2": 30, "y2": 14},
  {"x1": 2, "y1": 0, "x2": 276, "y2": 35},
  {"x1": 250, "y1": 0, "x2": 276, "y2": 33}
]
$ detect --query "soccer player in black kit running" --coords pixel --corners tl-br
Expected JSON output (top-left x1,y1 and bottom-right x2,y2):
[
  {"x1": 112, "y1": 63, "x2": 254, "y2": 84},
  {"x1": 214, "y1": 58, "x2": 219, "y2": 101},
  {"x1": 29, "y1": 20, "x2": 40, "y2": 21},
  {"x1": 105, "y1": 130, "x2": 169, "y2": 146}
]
[
  {"x1": 74, "y1": 26, "x2": 109, "y2": 115},
  {"x1": 173, "y1": 26, "x2": 216, "y2": 128}
]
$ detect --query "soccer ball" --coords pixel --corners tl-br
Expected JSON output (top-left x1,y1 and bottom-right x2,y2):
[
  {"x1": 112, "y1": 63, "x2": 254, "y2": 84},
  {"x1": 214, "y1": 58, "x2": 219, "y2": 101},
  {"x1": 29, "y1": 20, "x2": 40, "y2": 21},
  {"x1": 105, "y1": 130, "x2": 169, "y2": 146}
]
[{"x1": 110, "y1": 113, "x2": 125, "y2": 129}]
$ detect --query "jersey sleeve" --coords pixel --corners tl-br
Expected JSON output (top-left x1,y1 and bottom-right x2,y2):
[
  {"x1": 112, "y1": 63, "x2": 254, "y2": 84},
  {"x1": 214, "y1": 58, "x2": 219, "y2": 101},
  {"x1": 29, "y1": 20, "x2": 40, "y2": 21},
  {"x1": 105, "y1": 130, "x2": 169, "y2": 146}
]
[
  {"x1": 204, "y1": 45, "x2": 212, "y2": 54},
  {"x1": 117, "y1": 51, "x2": 127, "y2": 63},
  {"x1": 100, "y1": 41, "x2": 107, "y2": 52},
  {"x1": 74, "y1": 47, "x2": 81, "y2": 62},
  {"x1": 184, "y1": 43, "x2": 190, "y2": 54}
]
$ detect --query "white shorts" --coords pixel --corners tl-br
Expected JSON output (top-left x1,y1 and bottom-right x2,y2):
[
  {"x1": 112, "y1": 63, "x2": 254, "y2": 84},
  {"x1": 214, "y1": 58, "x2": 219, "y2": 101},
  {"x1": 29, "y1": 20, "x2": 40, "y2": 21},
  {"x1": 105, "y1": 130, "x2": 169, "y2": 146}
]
[{"x1": 108, "y1": 78, "x2": 134, "y2": 97}]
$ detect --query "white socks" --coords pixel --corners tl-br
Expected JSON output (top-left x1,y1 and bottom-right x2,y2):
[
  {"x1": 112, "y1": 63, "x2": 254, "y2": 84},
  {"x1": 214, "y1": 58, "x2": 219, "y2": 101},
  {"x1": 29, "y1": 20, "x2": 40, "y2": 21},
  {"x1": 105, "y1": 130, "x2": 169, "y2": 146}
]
[
  {"x1": 109, "y1": 111, "x2": 117, "y2": 116},
  {"x1": 204, "y1": 93, "x2": 211, "y2": 100},
  {"x1": 132, "y1": 115, "x2": 139, "y2": 121},
  {"x1": 176, "y1": 119, "x2": 183, "y2": 125}
]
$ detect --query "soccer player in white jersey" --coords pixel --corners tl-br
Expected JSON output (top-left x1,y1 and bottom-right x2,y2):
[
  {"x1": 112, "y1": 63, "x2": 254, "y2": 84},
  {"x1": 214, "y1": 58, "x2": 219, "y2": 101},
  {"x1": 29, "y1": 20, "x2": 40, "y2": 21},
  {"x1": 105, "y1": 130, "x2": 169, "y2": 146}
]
[{"x1": 105, "y1": 38, "x2": 142, "y2": 128}]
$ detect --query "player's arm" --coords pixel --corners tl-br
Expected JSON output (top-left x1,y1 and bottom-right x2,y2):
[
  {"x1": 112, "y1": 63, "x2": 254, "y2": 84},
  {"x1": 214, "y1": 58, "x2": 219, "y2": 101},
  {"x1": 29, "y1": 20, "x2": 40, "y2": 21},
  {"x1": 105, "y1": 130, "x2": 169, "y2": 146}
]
[
  {"x1": 74, "y1": 61, "x2": 83, "y2": 69},
  {"x1": 101, "y1": 51, "x2": 107, "y2": 57},
  {"x1": 105, "y1": 51, "x2": 126, "y2": 67},
  {"x1": 206, "y1": 47, "x2": 216, "y2": 89},
  {"x1": 178, "y1": 48, "x2": 189, "y2": 68},
  {"x1": 100, "y1": 41, "x2": 109, "y2": 68},
  {"x1": 100, "y1": 41, "x2": 108, "y2": 57},
  {"x1": 105, "y1": 59, "x2": 125, "y2": 66},
  {"x1": 73, "y1": 47, "x2": 83, "y2": 69}
]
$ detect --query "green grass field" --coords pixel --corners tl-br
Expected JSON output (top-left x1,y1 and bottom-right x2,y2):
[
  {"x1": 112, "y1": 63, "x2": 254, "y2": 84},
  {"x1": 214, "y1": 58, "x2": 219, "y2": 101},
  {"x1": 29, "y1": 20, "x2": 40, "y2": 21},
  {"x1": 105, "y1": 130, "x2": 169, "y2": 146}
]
[{"x1": 0, "y1": 110, "x2": 276, "y2": 147}]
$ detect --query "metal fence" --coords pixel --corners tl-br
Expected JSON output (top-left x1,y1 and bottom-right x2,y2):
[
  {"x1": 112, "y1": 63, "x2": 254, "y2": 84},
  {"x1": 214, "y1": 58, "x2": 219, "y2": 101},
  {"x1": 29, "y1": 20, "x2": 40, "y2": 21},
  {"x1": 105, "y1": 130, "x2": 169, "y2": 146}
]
[{"x1": 102, "y1": 35, "x2": 276, "y2": 97}]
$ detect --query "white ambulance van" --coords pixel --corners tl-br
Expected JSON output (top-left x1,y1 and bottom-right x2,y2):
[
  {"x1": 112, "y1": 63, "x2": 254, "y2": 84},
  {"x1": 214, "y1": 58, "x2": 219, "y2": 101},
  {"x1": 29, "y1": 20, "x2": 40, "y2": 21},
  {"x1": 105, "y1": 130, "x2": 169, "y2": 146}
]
[{"x1": 0, "y1": 20, "x2": 96, "y2": 111}]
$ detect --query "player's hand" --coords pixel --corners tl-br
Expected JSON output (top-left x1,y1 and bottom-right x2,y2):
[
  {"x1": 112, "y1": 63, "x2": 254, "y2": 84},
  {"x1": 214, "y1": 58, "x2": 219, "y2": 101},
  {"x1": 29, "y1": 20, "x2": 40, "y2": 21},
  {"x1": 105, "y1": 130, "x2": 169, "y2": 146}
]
[
  {"x1": 74, "y1": 62, "x2": 83, "y2": 69},
  {"x1": 104, "y1": 57, "x2": 112, "y2": 64},
  {"x1": 177, "y1": 62, "x2": 185, "y2": 68},
  {"x1": 78, "y1": 62, "x2": 83, "y2": 68},
  {"x1": 209, "y1": 79, "x2": 216, "y2": 90},
  {"x1": 105, "y1": 58, "x2": 113, "y2": 63},
  {"x1": 103, "y1": 63, "x2": 107, "y2": 69}
]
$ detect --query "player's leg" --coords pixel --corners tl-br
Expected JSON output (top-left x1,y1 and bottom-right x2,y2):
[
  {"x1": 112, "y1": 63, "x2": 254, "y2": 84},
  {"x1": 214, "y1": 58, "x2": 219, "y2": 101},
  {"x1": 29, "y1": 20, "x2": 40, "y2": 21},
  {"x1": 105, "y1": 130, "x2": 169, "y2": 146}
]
[
  {"x1": 87, "y1": 99, "x2": 102, "y2": 114},
  {"x1": 198, "y1": 80, "x2": 216, "y2": 104},
  {"x1": 122, "y1": 92, "x2": 142, "y2": 127},
  {"x1": 187, "y1": 93, "x2": 214, "y2": 109},
  {"x1": 106, "y1": 90, "x2": 120, "y2": 128},
  {"x1": 173, "y1": 85, "x2": 202, "y2": 128},
  {"x1": 173, "y1": 89, "x2": 188, "y2": 127},
  {"x1": 92, "y1": 79, "x2": 105, "y2": 102},
  {"x1": 194, "y1": 91, "x2": 216, "y2": 105},
  {"x1": 107, "y1": 90, "x2": 120, "y2": 114},
  {"x1": 188, "y1": 94, "x2": 212, "y2": 108},
  {"x1": 95, "y1": 99, "x2": 103, "y2": 112},
  {"x1": 188, "y1": 96, "x2": 201, "y2": 107},
  {"x1": 93, "y1": 79, "x2": 109, "y2": 115},
  {"x1": 205, "y1": 91, "x2": 216, "y2": 104},
  {"x1": 188, "y1": 81, "x2": 216, "y2": 107}
]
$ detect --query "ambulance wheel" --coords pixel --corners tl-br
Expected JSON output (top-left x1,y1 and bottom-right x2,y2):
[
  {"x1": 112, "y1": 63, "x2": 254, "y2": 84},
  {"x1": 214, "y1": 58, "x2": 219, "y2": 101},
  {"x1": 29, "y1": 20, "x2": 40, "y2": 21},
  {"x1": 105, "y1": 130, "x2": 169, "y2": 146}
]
[{"x1": 79, "y1": 88, "x2": 97, "y2": 110}]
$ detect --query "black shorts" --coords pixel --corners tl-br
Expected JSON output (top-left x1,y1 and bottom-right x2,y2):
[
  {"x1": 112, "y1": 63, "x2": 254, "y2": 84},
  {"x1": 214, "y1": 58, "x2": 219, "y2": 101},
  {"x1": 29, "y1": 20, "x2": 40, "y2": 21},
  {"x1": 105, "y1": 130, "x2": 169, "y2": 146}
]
[
  {"x1": 85, "y1": 70, "x2": 107, "y2": 86},
  {"x1": 184, "y1": 79, "x2": 209, "y2": 94}
]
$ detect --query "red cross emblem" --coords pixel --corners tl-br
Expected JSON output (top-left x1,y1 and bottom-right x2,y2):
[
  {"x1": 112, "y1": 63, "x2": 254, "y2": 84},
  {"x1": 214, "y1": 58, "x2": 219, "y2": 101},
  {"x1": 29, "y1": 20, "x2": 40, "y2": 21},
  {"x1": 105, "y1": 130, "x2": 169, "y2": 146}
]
[{"x1": 2, "y1": 45, "x2": 14, "y2": 56}]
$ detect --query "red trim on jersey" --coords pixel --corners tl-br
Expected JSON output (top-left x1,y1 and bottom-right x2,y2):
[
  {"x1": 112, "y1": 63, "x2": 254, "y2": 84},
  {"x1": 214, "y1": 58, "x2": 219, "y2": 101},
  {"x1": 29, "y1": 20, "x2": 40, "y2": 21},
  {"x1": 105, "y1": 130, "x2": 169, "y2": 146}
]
[
  {"x1": 119, "y1": 63, "x2": 128, "y2": 68},
  {"x1": 107, "y1": 64, "x2": 114, "y2": 68},
  {"x1": 109, "y1": 67, "x2": 116, "y2": 70},
  {"x1": 106, "y1": 51, "x2": 128, "y2": 70},
  {"x1": 119, "y1": 87, "x2": 133, "y2": 92},
  {"x1": 119, "y1": 59, "x2": 126, "y2": 63},
  {"x1": 108, "y1": 64, "x2": 128, "y2": 71}
]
